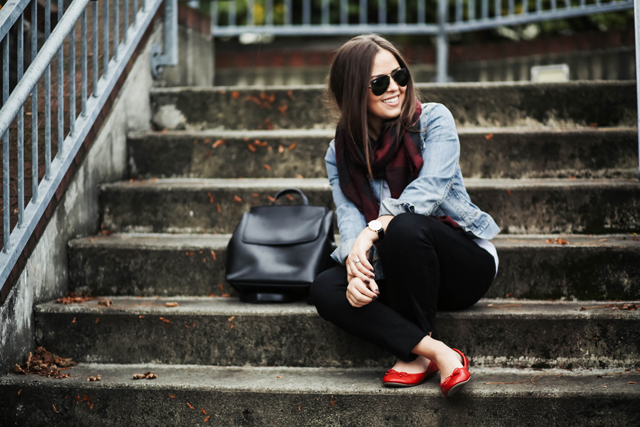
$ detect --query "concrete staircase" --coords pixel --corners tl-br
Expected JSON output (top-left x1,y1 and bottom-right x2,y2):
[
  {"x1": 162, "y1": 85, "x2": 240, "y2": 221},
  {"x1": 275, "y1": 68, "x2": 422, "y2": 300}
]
[{"x1": 2, "y1": 81, "x2": 640, "y2": 426}]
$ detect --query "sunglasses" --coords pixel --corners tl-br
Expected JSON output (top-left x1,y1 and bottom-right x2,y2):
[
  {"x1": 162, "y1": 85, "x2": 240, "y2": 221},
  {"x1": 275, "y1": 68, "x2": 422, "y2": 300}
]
[{"x1": 369, "y1": 68, "x2": 410, "y2": 96}]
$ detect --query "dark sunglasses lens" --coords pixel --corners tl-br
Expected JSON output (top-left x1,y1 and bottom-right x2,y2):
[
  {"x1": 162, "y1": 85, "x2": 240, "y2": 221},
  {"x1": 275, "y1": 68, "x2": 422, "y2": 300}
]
[
  {"x1": 371, "y1": 76, "x2": 390, "y2": 96},
  {"x1": 393, "y1": 68, "x2": 410, "y2": 86}
]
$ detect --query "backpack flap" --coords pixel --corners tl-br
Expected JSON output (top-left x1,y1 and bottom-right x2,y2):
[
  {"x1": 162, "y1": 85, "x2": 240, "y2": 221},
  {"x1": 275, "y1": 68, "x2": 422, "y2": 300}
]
[{"x1": 242, "y1": 205, "x2": 327, "y2": 246}]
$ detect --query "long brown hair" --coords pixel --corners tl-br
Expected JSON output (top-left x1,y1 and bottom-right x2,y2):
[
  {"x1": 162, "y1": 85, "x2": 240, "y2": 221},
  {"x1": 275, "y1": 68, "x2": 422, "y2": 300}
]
[{"x1": 327, "y1": 34, "x2": 419, "y2": 178}]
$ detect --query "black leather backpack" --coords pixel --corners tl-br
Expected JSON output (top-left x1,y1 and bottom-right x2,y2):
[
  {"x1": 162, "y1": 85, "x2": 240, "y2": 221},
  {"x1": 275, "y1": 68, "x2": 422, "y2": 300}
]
[{"x1": 226, "y1": 188, "x2": 335, "y2": 303}]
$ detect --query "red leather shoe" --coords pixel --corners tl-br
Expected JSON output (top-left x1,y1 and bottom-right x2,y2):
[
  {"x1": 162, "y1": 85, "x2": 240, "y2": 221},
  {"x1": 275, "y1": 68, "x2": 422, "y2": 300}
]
[
  {"x1": 440, "y1": 348, "x2": 471, "y2": 397},
  {"x1": 382, "y1": 361, "x2": 439, "y2": 388}
]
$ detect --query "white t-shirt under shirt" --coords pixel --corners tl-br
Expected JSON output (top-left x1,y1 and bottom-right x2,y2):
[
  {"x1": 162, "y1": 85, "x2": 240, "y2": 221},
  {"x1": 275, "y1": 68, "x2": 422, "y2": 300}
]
[{"x1": 380, "y1": 180, "x2": 499, "y2": 277}]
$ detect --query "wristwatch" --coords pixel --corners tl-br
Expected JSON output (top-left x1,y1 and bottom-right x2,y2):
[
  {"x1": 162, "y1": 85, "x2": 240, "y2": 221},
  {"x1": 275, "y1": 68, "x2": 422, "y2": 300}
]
[{"x1": 367, "y1": 220, "x2": 385, "y2": 241}]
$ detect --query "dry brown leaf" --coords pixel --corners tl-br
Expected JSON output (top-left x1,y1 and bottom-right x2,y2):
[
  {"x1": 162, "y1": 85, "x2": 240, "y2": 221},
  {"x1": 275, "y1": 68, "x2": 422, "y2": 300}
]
[
  {"x1": 202, "y1": 408, "x2": 207, "y2": 415},
  {"x1": 204, "y1": 415, "x2": 211, "y2": 422},
  {"x1": 288, "y1": 143, "x2": 297, "y2": 151},
  {"x1": 278, "y1": 145, "x2": 284, "y2": 154},
  {"x1": 98, "y1": 299, "x2": 112, "y2": 307},
  {"x1": 207, "y1": 193, "x2": 214, "y2": 204},
  {"x1": 228, "y1": 316, "x2": 236, "y2": 322},
  {"x1": 72, "y1": 317, "x2": 76, "y2": 324},
  {"x1": 485, "y1": 133, "x2": 494, "y2": 140},
  {"x1": 629, "y1": 382, "x2": 637, "y2": 384},
  {"x1": 52, "y1": 404, "x2": 59, "y2": 413},
  {"x1": 213, "y1": 139, "x2": 225, "y2": 148},
  {"x1": 276, "y1": 375, "x2": 283, "y2": 379},
  {"x1": 245, "y1": 96, "x2": 261, "y2": 106},
  {"x1": 221, "y1": 294, "x2": 231, "y2": 298},
  {"x1": 263, "y1": 164, "x2": 271, "y2": 170},
  {"x1": 187, "y1": 402, "x2": 195, "y2": 409},
  {"x1": 231, "y1": 91, "x2": 239, "y2": 99},
  {"x1": 219, "y1": 283, "x2": 224, "y2": 291},
  {"x1": 216, "y1": 204, "x2": 221, "y2": 213},
  {"x1": 296, "y1": 174, "x2": 304, "y2": 179},
  {"x1": 211, "y1": 250, "x2": 217, "y2": 261},
  {"x1": 298, "y1": 405, "x2": 301, "y2": 411},
  {"x1": 169, "y1": 394, "x2": 176, "y2": 398},
  {"x1": 268, "y1": 196, "x2": 275, "y2": 202},
  {"x1": 546, "y1": 238, "x2": 569, "y2": 245},
  {"x1": 278, "y1": 105, "x2": 288, "y2": 114},
  {"x1": 233, "y1": 195, "x2": 242, "y2": 203},
  {"x1": 330, "y1": 395, "x2": 335, "y2": 407},
  {"x1": 95, "y1": 318, "x2": 99, "y2": 324},
  {"x1": 17, "y1": 389, "x2": 21, "y2": 395},
  {"x1": 87, "y1": 375, "x2": 101, "y2": 381},
  {"x1": 286, "y1": 194, "x2": 294, "y2": 201},
  {"x1": 506, "y1": 190, "x2": 513, "y2": 196},
  {"x1": 159, "y1": 317, "x2": 171, "y2": 324},
  {"x1": 56, "y1": 291, "x2": 95, "y2": 304},
  {"x1": 166, "y1": 302, "x2": 179, "y2": 307},
  {"x1": 247, "y1": 144, "x2": 256, "y2": 152},
  {"x1": 230, "y1": 324, "x2": 235, "y2": 329}
]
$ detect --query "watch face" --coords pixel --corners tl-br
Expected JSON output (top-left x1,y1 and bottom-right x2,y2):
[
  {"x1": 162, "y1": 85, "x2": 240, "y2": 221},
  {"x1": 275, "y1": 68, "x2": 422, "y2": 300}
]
[{"x1": 369, "y1": 220, "x2": 383, "y2": 231}]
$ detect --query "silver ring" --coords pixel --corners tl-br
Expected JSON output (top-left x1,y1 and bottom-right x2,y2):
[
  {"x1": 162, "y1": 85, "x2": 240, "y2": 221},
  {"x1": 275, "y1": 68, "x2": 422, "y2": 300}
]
[{"x1": 354, "y1": 257, "x2": 361, "y2": 264}]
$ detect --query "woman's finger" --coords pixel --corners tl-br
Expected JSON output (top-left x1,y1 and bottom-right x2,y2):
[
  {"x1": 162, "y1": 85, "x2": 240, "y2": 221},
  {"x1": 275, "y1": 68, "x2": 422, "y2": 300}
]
[
  {"x1": 367, "y1": 278, "x2": 380, "y2": 295},
  {"x1": 350, "y1": 260, "x2": 371, "y2": 282},
  {"x1": 355, "y1": 258, "x2": 374, "y2": 279},
  {"x1": 346, "y1": 290, "x2": 362, "y2": 308},
  {"x1": 351, "y1": 252, "x2": 374, "y2": 279},
  {"x1": 353, "y1": 281, "x2": 376, "y2": 299}
]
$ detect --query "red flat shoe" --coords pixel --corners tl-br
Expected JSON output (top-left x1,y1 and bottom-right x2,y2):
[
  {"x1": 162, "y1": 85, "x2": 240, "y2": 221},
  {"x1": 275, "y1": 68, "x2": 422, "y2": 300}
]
[
  {"x1": 440, "y1": 348, "x2": 471, "y2": 397},
  {"x1": 382, "y1": 361, "x2": 439, "y2": 388}
]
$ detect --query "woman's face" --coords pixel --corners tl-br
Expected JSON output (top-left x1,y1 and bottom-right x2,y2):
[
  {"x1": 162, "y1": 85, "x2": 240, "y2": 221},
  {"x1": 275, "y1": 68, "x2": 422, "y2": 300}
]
[{"x1": 367, "y1": 49, "x2": 406, "y2": 131}]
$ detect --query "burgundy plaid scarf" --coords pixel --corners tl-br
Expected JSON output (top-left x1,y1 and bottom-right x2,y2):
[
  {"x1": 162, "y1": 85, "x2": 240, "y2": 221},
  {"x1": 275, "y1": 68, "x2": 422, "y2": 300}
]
[{"x1": 335, "y1": 102, "x2": 423, "y2": 223}]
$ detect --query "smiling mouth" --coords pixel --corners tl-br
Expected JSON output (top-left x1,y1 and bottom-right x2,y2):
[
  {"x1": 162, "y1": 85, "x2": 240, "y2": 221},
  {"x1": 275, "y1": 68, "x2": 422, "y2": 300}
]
[{"x1": 382, "y1": 96, "x2": 399, "y2": 104}]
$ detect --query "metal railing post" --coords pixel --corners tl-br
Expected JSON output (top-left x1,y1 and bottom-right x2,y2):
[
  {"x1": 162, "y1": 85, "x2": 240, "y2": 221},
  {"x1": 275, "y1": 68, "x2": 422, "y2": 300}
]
[
  {"x1": 635, "y1": 0, "x2": 640, "y2": 179},
  {"x1": 150, "y1": 0, "x2": 178, "y2": 78},
  {"x1": 436, "y1": 0, "x2": 449, "y2": 83}
]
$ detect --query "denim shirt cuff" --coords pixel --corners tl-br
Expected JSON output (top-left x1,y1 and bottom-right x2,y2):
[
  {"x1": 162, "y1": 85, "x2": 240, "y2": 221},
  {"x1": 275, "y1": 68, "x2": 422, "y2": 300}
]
[
  {"x1": 330, "y1": 238, "x2": 357, "y2": 265},
  {"x1": 380, "y1": 198, "x2": 415, "y2": 217}
]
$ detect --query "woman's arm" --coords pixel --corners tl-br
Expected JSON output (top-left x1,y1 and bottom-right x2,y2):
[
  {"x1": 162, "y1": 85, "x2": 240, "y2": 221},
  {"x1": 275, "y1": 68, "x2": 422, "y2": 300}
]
[
  {"x1": 325, "y1": 142, "x2": 368, "y2": 265},
  {"x1": 379, "y1": 103, "x2": 460, "y2": 217}
]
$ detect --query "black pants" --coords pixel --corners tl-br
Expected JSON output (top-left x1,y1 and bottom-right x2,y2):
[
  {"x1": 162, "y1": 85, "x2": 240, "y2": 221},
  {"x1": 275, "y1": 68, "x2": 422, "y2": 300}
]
[{"x1": 310, "y1": 213, "x2": 496, "y2": 362}]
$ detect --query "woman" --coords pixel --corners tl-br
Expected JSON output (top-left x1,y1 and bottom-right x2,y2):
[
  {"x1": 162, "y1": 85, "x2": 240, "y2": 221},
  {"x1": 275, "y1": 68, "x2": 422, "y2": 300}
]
[{"x1": 310, "y1": 34, "x2": 500, "y2": 397}]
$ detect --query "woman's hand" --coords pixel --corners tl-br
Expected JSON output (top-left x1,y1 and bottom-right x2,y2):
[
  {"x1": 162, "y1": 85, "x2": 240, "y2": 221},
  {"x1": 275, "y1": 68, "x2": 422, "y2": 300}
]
[
  {"x1": 346, "y1": 276, "x2": 379, "y2": 308},
  {"x1": 346, "y1": 229, "x2": 377, "y2": 283}
]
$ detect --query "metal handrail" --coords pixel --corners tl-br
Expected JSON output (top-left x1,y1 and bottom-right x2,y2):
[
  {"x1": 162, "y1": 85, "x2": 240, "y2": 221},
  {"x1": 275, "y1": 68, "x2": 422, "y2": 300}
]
[{"x1": 0, "y1": 0, "x2": 177, "y2": 293}]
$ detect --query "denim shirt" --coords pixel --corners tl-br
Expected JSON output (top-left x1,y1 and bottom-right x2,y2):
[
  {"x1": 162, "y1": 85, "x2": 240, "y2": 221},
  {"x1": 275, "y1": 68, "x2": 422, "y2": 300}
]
[{"x1": 326, "y1": 102, "x2": 500, "y2": 279}]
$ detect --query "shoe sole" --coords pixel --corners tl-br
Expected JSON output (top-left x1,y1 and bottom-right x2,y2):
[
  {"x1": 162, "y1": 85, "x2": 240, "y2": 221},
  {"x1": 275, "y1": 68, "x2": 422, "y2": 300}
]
[
  {"x1": 382, "y1": 372, "x2": 438, "y2": 388},
  {"x1": 383, "y1": 381, "x2": 422, "y2": 388},
  {"x1": 444, "y1": 378, "x2": 471, "y2": 397}
]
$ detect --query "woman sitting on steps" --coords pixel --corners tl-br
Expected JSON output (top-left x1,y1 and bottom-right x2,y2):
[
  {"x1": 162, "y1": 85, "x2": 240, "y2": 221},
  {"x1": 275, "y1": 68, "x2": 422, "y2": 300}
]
[{"x1": 311, "y1": 34, "x2": 500, "y2": 396}]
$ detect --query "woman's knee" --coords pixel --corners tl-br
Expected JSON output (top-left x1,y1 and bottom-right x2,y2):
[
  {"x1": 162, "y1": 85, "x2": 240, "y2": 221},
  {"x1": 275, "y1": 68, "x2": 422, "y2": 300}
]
[{"x1": 386, "y1": 213, "x2": 437, "y2": 249}]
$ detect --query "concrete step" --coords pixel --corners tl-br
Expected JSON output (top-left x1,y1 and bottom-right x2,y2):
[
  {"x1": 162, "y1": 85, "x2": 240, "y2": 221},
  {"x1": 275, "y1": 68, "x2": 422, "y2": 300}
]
[
  {"x1": 99, "y1": 178, "x2": 640, "y2": 235},
  {"x1": 2, "y1": 364, "x2": 639, "y2": 426},
  {"x1": 34, "y1": 297, "x2": 640, "y2": 369},
  {"x1": 128, "y1": 128, "x2": 638, "y2": 179},
  {"x1": 68, "y1": 233, "x2": 640, "y2": 301},
  {"x1": 150, "y1": 81, "x2": 637, "y2": 130}
]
